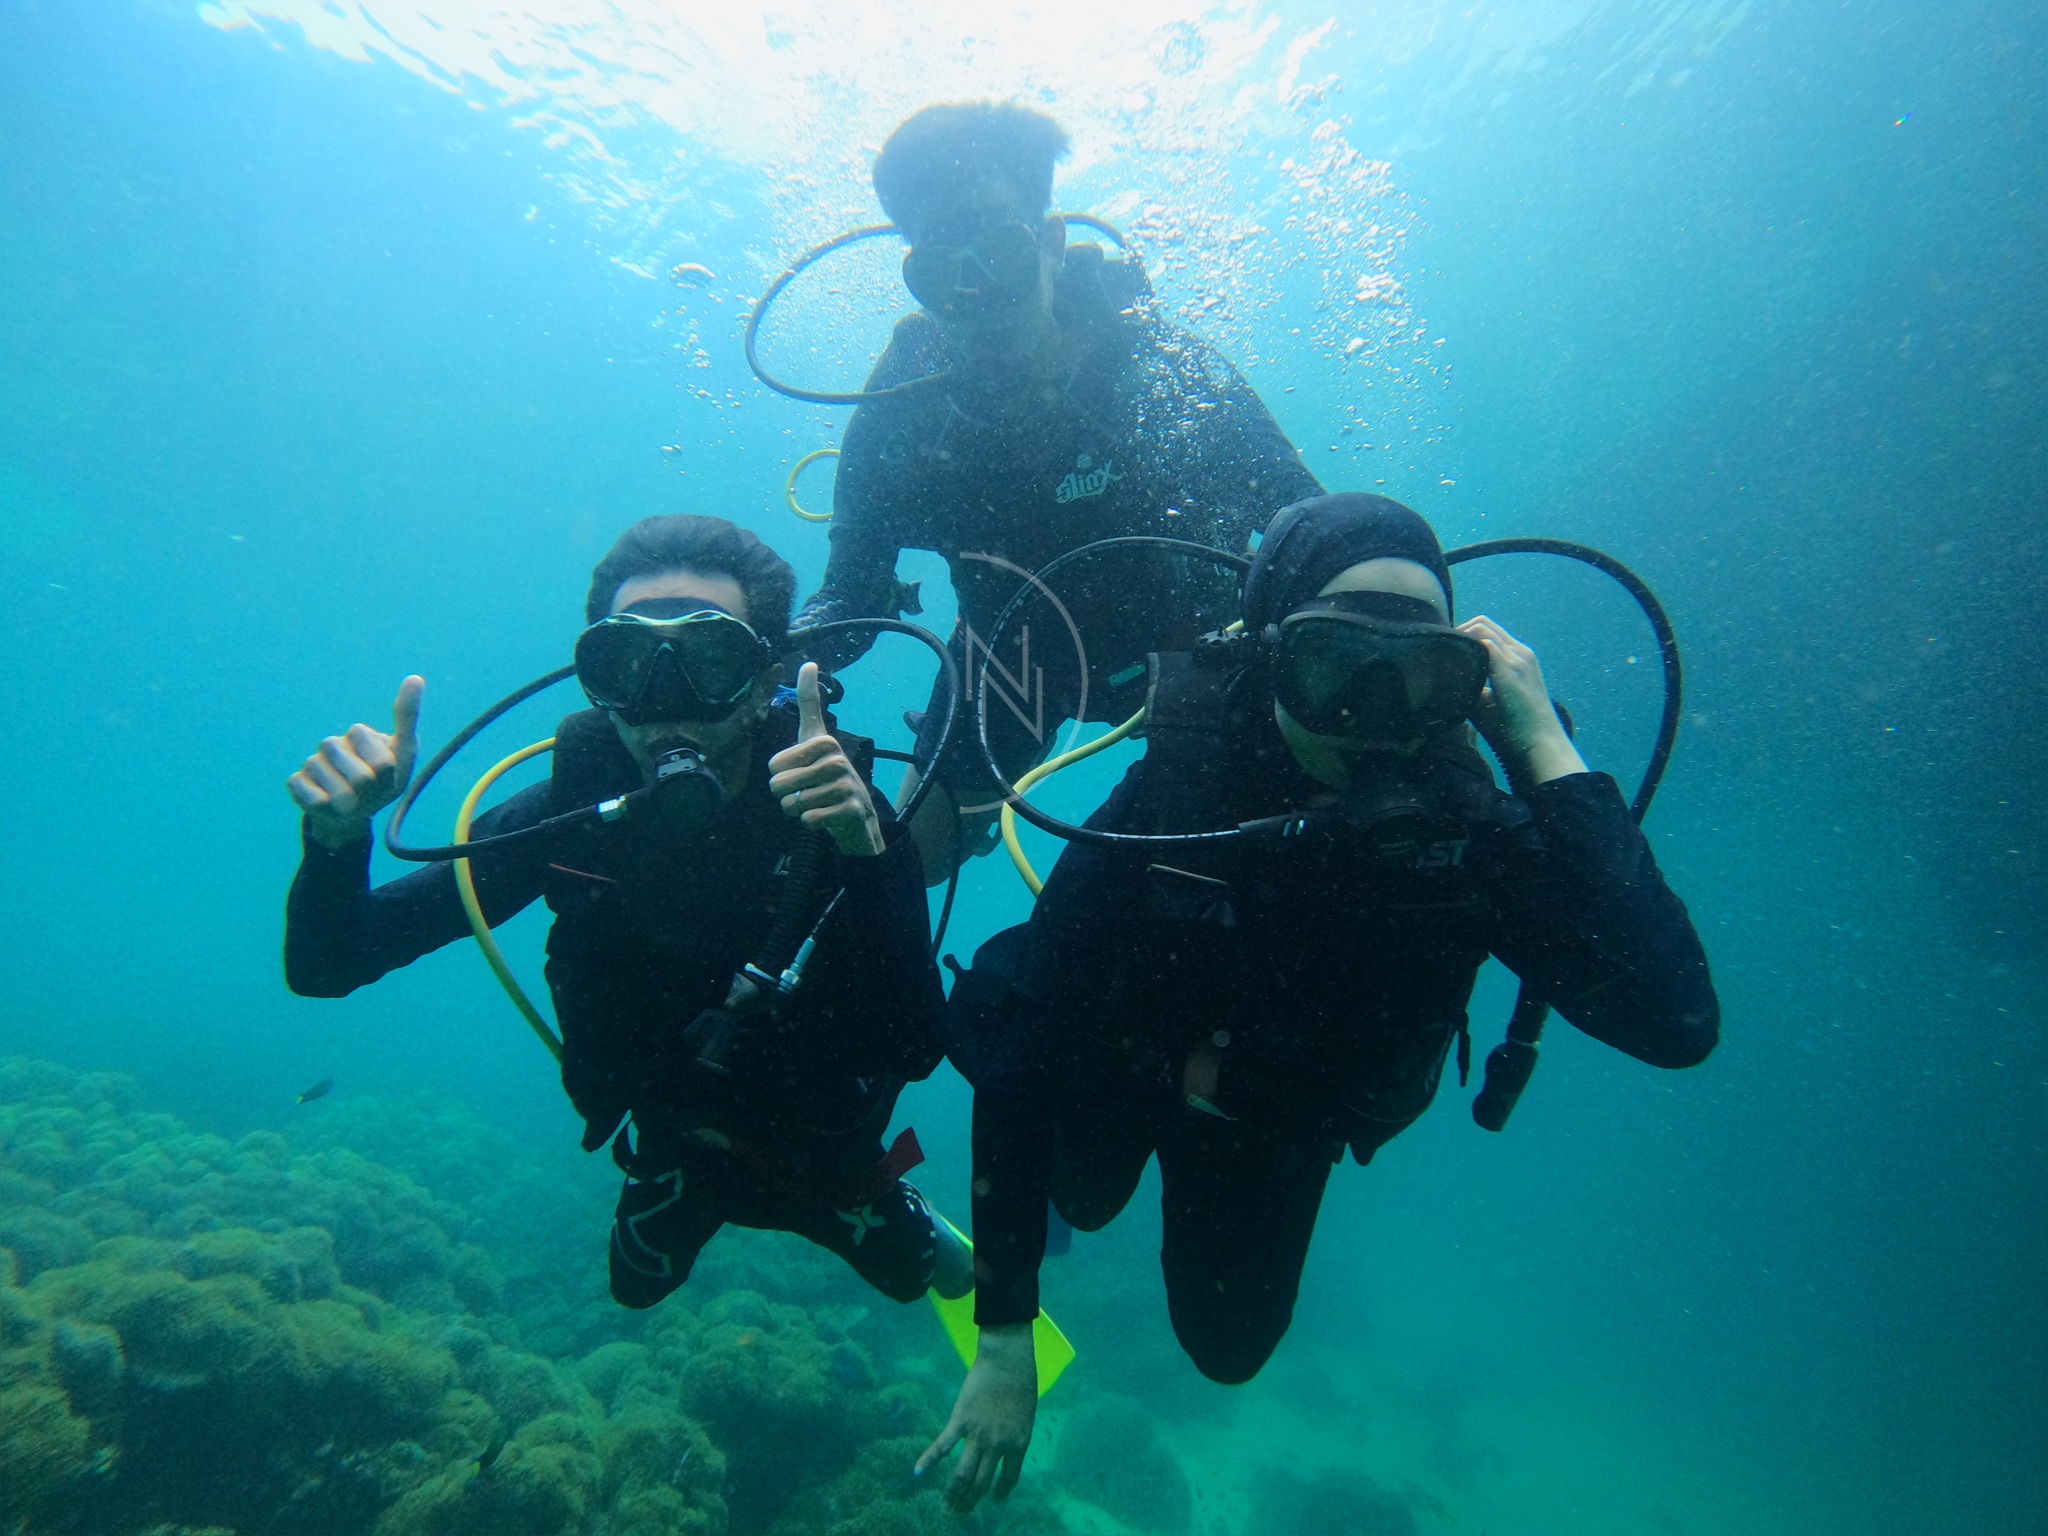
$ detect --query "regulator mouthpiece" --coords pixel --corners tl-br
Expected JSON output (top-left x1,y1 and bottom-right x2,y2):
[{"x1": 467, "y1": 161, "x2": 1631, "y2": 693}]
[{"x1": 651, "y1": 746, "x2": 724, "y2": 835}]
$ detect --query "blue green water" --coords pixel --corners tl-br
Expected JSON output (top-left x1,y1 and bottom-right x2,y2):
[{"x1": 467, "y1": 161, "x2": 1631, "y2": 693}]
[{"x1": 1, "y1": 4, "x2": 2041, "y2": 1533}]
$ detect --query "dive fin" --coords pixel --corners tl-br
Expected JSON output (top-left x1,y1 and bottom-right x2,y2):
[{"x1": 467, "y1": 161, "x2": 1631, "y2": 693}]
[{"x1": 926, "y1": 1214, "x2": 1075, "y2": 1396}]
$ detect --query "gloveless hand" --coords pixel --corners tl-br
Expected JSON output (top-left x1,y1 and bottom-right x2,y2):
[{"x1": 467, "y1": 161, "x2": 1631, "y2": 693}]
[
  {"x1": 767, "y1": 662, "x2": 885, "y2": 856},
  {"x1": 287, "y1": 676, "x2": 424, "y2": 849},
  {"x1": 915, "y1": 1321, "x2": 1038, "y2": 1512},
  {"x1": 1458, "y1": 616, "x2": 1587, "y2": 786}
]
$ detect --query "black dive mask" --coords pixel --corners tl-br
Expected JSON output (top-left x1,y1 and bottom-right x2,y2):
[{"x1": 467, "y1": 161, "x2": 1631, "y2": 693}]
[
  {"x1": 575, "y1": 604, "x2": 773, "y2": 726},
  {"x1": 901, "y1": 217, "x2": 1044, "y2": 318},
  {"x1": 1273, "y1": 590, "x2": 1489, "y2": 741}
]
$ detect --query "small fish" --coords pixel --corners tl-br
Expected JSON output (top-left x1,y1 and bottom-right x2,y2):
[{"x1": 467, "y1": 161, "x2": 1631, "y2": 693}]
[
  {"x1": 670, "y1": 262, "x2": 716, "y2": 287},
  {"x1": 294, "y1": 1078, "x2": 334, "y2": 1105},
  {"x1": 475, "y1": 1433, "x2": 507, "y2": 1476}
]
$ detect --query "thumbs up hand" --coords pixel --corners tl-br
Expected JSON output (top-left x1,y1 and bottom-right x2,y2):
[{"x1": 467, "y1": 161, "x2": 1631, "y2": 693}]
[
  {"x1": 288, "y1": 676, "x2": 427, "y2": 850},
  {"x1": 768, "y1": 662, "x2": 885, "y2": 857}
]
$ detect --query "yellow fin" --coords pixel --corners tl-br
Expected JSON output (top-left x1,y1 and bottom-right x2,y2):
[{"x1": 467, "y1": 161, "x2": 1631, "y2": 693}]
[{"x1": 927, "y1": 1215, "x2": 1075, "y2": 1397}]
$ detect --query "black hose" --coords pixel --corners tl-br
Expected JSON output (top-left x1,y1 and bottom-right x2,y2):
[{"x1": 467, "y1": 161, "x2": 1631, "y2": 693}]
[
  {"x1": 1445, "y1": 538, "x2": 1685, "y2": 1132},
  {"x1": 974, "y1": 534, "x2": 1682, "y2": 851},
  {"x1": 743, "y1": 215, "x2": 1130, "y2": 406},
  {"x1": 384, "y1": 617, "x2": 958, "y2": 862},
  {"x1": 931, "y1": 863, "x2": 962, "y2": 956},
  {"x1": 1445, "y1": 537, "x2": 1681, "y2": 823},
  {"x1": 384, "y1": 665, "x2": 582, "y2": 862}
]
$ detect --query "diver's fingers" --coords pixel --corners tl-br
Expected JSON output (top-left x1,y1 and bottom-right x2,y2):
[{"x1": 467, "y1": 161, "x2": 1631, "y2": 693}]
[
  {"x1": 769, "y1": 764, "x2": 860, "y2": 806},
  {"x1": 766, "y1": 734, "x2": 841, "y2": 774},
  {"x1": 790, "y1": 780, "x2": 861, "y2": 811},
  {"x1": 390, "y1": 675, "x2": 425, "y2": 767},
  {"x1": 914, "y1": 1421, "x2": 962, "y2": 1480},
  {"x1": 319, "y1": 735, "x2": 382, "y2": 792},
  {"x1": 766, "y1": 741, "x2": 847, "y2": 790},
  {"x1": 960, "y1": 1437, "x2": 1003, "y2": 1511},
  {"x1": 1461, "y1": 615, "x2": 1534, "y2": 666},
  {"x1": 794, "y1": 661, "x2": 826, "y2": 743},
  {"x1": 947, "y1": 1439, "x2": 988, "y2": 1512},
  {"x1": 301, "y1": 753, "x2": 361, "y2": 813},
  {"x1": 992, "y1": 1444, "x2": 1024, "y2": 1501},
  {"x1": 345, "y1": 722, "x2": 398, "y2": 780},
  {"x1": 287, "y1": 767, "x2": 331, "y2": 811}
]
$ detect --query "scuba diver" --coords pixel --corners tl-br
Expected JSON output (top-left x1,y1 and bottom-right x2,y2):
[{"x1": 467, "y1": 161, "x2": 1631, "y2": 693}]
[
  {"x1": 917, "y1": 493, "x2": 1720, "y2": 1511},
  {"x1": 282, "y1": 514, "x2": 973, "y2": 1311},
  {"x1": 790, "y1": 101, "x2": 1325, "y2": 882}
]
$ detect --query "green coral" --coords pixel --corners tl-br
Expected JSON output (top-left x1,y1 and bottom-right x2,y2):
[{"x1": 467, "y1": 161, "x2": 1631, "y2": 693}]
[{"x1": 0, "y1": 1058, "x2": 1074, "y2": 1536}]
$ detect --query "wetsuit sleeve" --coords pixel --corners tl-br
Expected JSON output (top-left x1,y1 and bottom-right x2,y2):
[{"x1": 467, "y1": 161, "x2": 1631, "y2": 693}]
[
  {"x1": 964, "y1": 766, "x2": 1153, "y2": 1325},
  {"x1": 1488, "y1": 771, "x2": 1719, "y2": 1068},
  {"x1": 792, "y1": 316, "x2": 941, "y2": 671},
  {"x1": 283, "y1": 782, "x2": 552, "y2": 998},
  {"x1": 1165, "y1": 326, "x2": 1325, "y2": 549}
]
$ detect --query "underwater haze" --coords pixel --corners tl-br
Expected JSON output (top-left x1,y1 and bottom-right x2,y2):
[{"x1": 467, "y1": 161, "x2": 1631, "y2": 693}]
[{"x1": 2, "y1": 2, "x2": 2043, "y2": 1534}]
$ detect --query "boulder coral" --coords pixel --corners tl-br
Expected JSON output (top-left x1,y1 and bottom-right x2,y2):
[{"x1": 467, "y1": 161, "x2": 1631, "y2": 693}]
[{"x1": 0, "y1": 1058, "x2": 1070, "y2": 1536}]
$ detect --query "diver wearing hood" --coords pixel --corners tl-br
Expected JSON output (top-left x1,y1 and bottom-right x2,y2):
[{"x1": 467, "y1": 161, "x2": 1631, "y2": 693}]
[
  {"x1": 917, "y1": 493, "x2": 1719, "y2": 1512},
  {"x1": 792, "y1": 101, "x2": 1324, "y2": 885},
  {"x1": 283, "y1": 514, "x2": 970, "y2": 1311}
]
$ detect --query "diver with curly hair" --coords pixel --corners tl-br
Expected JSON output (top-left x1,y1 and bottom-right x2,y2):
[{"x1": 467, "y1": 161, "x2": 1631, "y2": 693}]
[
  {"x1": 794, "y1": 101, "x2": 1324, "y2": 883},
  {"x1": 282, "y1": 514, "x2": 972, "y2": 1311}
]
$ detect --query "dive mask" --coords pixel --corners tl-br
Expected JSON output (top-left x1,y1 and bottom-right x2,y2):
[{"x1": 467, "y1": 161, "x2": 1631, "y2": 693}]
[
  {"x1": 1273, "y1": 590, "x2": 1489, "y2": 741},
  {"x1": 574, "y1": 604, "x2": 774, "y2": 726},
  {"x1": 901, "y1": 217, "x2": 1045, "y2": 317}
]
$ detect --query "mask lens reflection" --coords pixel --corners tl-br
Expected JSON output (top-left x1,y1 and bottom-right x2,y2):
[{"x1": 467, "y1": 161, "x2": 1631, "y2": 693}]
[
  {"x1": 902, "y1": 221, "x2": 1041, "y2": 312},
  {"x1": 574, "y1": 612, "x2": 768, "y2": 723},
  {"x1": 1278, "y1": 618, "x2": 1487, "y2": 737}
]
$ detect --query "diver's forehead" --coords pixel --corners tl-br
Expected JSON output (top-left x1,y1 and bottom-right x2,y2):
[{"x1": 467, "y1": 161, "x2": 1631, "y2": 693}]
[
  {"x1": 912, "y1": 174, "x2": 1035, "y2": 236},
  {"x1": 610, "y1": 567, "x2": 749, "y2": 621},
  {"x1": 1316, "y1": 557, "x2": 1448, "y2": 616}
]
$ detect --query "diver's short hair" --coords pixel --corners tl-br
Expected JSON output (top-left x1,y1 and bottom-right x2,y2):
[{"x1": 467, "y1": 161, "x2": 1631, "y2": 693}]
[
  {"x1": 584, "y1": 515, "x2": 796, "y2": 644},
  {"x1": 873, "y1": 102, "x2": 1070, "y2": 232}
]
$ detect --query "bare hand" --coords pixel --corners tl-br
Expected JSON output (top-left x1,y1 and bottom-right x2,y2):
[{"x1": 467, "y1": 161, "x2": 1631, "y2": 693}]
[
  {"x1": 1457, "y1": 617, "x2": 1586, "y2": 786},
  {"x1": 915, "y1": 1322, "x2": 1038, "y2": 1512},
  {"x1": 767, "y1": 662, "x2": 884, "y2": 856},
  {"x1": 287, "y1": 676, "x2": 424, "y2": 849}
]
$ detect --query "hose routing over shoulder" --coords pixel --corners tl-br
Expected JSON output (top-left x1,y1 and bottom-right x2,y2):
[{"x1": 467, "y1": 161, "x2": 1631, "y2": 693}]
[
  {"x1": 974, "y1": 535, "x2": 1684, "y2": 849},
  {"x1": 383, "y1": 618, "x2": 959, "y2": 863},
  {"x1": 742, "y1": 215, "x2": 1131, "y2": 407}
]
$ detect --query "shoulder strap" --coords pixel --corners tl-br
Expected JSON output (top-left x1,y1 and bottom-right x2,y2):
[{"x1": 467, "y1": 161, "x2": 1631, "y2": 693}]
[{"x1": 1142, "y1": 635, "x2": 1257, "y2": 737}]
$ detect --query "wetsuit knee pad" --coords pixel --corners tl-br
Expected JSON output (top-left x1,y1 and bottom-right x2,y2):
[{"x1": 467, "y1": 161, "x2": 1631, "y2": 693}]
[
  {"x1": 607, "y1": 1169, "x2": 711, "y2": 1309},
  {"x1": 1165, "y1": 1286, "x2": 1290, "y2": 1385},
  {"x1": 824, "y1": 1181, "x2": 944, "y2": 1304}
]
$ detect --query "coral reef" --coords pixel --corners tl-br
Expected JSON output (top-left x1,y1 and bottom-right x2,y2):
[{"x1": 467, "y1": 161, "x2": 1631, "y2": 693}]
[
  {"x1": 0, "y1": 1058, "x2": 1068, "y2": 1536},
  {"x1": 1052, "y1": 1393, "x2": 1192, "y2": 1533},
  {"x1": 1251, "y1": 1465, "x2": 1418, "y2": 1536}
]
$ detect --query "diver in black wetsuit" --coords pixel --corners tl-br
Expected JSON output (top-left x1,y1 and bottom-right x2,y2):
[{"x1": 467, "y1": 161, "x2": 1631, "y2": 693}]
[
  {"x1": 916, "y1": 494, "x2": 1720, "y2": 1511},
  {"x1": 283, "y1": 515, "x2": 971, "y2": 1310},
  {"x1": 792, "y1": 102, "x2": 1324, "y2": 882}
]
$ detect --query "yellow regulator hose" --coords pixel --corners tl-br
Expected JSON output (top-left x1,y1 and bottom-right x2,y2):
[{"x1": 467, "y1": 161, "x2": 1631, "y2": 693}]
[
  {"x1": 1000, "y1": 708, "x2": 1147, "y2": 896},
  {"x1": 785, "y1": 448, "x2": 839, "y2": 523},
  {"x1": 453, "y1": 739, "x2": 564, "y2": 1061}
]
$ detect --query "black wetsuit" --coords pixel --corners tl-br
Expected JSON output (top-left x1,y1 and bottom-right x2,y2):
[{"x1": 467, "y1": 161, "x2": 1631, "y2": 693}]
[
  {"x1": 794, "y1": 246, "x2": 1324, "y2": 811},
  {"x1": 285, "y1": 699, "x2": 949, "y2": 1308},
  {"x1": 950, "y1": 656, "x2": 1719, "y2": 1383}
]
